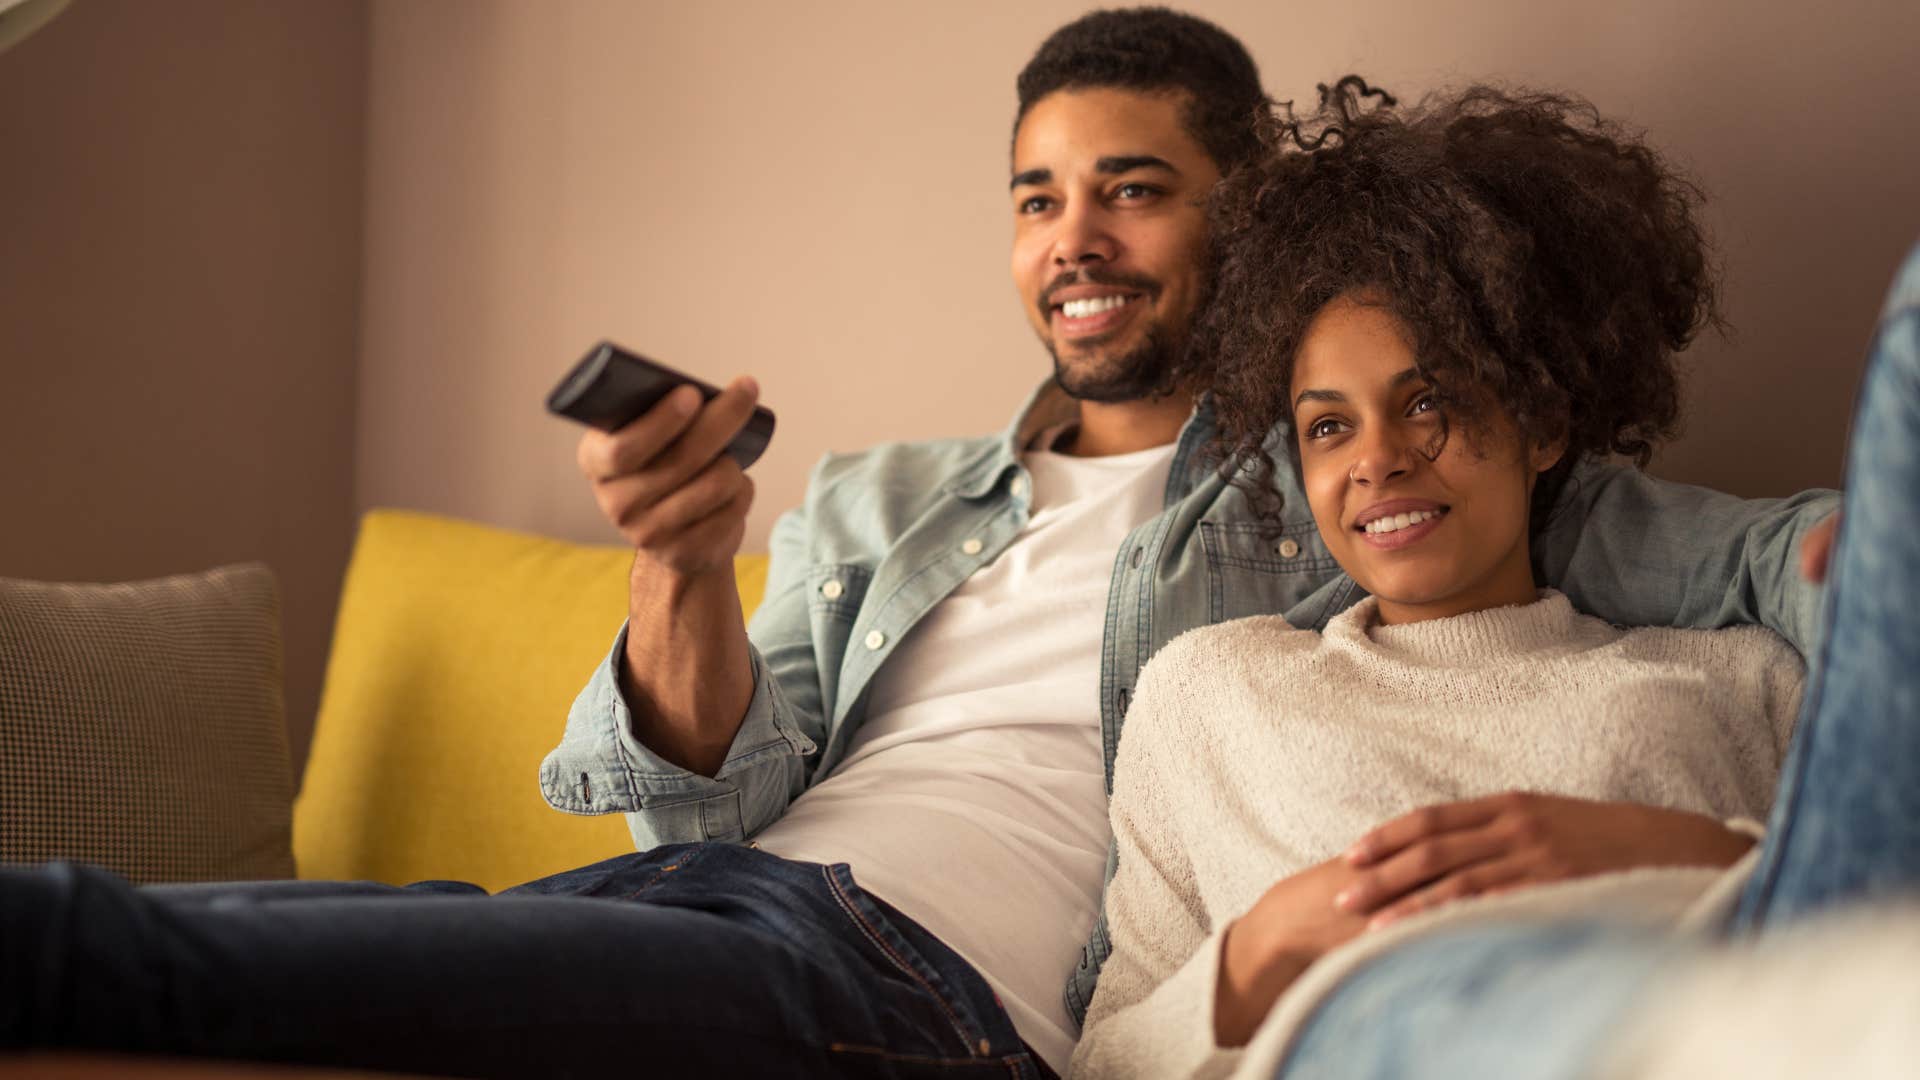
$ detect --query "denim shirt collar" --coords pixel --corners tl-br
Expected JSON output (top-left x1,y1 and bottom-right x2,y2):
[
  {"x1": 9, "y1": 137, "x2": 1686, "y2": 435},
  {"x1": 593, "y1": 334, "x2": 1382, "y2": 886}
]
[{"x1": 944, "y1": 378, "x2": 1224, "y2": 502}]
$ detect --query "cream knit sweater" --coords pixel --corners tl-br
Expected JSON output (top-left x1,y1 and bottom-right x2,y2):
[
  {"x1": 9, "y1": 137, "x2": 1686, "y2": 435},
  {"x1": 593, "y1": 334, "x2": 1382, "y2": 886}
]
[{"x1": 1072, "y1": 591, "x2": 1803, "y2": 1080}]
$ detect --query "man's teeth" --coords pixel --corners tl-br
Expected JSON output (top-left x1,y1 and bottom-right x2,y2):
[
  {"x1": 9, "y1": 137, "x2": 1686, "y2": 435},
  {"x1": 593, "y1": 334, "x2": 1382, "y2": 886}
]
[
  {"x1": 1059, "y1": 295, "x2": 1132, "y2": 319},
  {"x1": 1365, "y1": 509, "x2": 1443, "y2": 535}
]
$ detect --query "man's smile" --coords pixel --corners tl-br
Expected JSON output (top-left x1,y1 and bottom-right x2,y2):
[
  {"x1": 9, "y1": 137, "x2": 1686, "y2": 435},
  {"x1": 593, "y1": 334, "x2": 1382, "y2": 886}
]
[{"x1": 1043, "y1": 280, "x2": 1156, "y2": 341}]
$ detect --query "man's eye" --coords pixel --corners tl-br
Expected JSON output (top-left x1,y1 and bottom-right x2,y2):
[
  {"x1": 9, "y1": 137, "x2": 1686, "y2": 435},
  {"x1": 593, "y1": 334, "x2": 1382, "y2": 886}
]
[
  {"x1": 1017, "y1": 195, "x2": 1053, "y2": 214},
  {"x1": 1114, "y1": 183, "x2": 1158, "y2": 201}
]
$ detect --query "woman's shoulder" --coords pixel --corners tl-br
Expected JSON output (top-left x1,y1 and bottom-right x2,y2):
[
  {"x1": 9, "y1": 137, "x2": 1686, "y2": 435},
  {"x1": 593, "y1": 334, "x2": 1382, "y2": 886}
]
[
  {"x1": 1600, "y1": 617, "x2": 1804, "y2": 671},
  {"x1": 1150, "y1": 614, "x2": 1324, "y2": 679},
  {"x1": 1118, "y1": 615, "x2": 1323, "y2": 774},
  {"x1": 1128, "y1": 617, "x2": 1321, "y2": 721}
]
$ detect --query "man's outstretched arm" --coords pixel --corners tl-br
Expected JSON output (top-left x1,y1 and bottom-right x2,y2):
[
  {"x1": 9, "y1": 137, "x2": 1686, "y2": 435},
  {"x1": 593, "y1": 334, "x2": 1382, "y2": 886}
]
[{"x1": 541, "y1": 377, "x2": 820, "y2": 846}]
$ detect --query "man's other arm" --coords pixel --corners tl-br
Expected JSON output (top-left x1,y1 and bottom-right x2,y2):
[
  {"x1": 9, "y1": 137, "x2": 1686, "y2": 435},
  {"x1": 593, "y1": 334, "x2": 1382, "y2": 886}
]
[{"x1": 1535, "y1": 459, "x2": 1839, "y2": 654}]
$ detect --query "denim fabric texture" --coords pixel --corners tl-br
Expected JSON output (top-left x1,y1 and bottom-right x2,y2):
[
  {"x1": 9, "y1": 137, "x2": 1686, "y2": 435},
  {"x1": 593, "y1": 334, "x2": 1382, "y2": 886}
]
[
  {"x1": 1733, "y1": 240, "x2": 1920, "y2": 925},
  {"x1": 1274, "y1": 240, "x2": 1920, "y2": 1080},
  {"x1": 1278, "y1": 922, "x2": 1677, "y2": 1080},
  {"x1": 541, "y1": 378, "x2": 1838, "y2": 1024},
  {"x1": 0, "y1": 843, "x2": 1052, "y2": 1078}
]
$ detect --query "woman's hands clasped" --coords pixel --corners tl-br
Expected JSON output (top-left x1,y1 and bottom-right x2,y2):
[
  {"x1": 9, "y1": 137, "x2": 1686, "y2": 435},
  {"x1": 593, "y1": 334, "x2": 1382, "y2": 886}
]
[
  {"x1": 1333, "y1": 791, "x2": 1756, "y2": 928},
  {"x1": 1215, "y1": 792, "x2": 1755, "y2": 1048}
]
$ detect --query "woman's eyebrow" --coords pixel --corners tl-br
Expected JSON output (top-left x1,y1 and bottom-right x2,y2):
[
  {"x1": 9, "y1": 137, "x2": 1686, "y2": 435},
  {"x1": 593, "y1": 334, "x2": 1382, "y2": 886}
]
[{"x1": 1293, "y1": 368, "x2": 1423, "y2": 410}]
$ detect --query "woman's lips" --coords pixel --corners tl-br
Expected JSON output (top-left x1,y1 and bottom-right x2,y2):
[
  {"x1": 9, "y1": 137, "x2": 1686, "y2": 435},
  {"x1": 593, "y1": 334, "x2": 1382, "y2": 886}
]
[{"x1": 1358, "y1": 508, "x2": 1449, "y2": 550}]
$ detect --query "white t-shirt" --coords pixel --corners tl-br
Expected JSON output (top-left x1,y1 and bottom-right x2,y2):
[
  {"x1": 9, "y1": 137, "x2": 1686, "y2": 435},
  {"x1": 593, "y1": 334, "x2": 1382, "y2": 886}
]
[{"x1": 754, "y1": 438, "x2": 1178, "y2": 1073}]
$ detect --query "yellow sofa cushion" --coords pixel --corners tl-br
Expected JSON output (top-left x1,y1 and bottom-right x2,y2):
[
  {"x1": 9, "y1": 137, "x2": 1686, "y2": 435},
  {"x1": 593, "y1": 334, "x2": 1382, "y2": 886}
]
[{"x1": 293, "y1": 509, "x2": 768, "y2": 891}]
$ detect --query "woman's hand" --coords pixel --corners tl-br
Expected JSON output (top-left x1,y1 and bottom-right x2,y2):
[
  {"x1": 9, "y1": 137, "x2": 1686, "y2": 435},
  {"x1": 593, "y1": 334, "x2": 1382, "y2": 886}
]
[
  {"x1": 1334, "y1": 792, "x2": 1756, "y2": 928},
  {"x1": 1216, "y1": 857, "x2": 1369, "y2": 1047}
]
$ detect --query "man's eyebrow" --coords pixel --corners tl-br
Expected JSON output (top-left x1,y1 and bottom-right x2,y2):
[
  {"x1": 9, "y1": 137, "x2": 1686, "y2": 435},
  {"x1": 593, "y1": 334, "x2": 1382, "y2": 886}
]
[
  {"x1": 1294, "y1": 369, "x2": 1424, "y2": 410},
  {"x1": 1096, "y1": 154, "x2": 1177, "y2": 175},
  {"x1": 1010, "y1": 168, "x2": 1051, "y2": 191},
  {"x1": 1009, "y1": 155, "x2": 1179, "y2": 191}
]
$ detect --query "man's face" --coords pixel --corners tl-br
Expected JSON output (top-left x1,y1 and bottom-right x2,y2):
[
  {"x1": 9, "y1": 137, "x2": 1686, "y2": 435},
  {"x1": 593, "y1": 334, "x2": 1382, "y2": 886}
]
[{"x1": 1010, "y1": 87, "x2": 1221, "y2": 403}]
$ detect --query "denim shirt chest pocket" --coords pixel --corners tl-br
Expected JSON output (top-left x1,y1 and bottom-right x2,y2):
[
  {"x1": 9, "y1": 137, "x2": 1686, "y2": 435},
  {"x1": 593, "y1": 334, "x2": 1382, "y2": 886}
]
[{"x1": 1199, "y1": 518, "x2": 1343, "y2": 623}]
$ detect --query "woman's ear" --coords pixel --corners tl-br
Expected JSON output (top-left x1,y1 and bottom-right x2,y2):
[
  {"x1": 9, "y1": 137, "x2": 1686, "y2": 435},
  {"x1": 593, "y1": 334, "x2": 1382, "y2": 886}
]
[{"x1": 1529, "y1": 434, "x2": 1568, "y2": 475}]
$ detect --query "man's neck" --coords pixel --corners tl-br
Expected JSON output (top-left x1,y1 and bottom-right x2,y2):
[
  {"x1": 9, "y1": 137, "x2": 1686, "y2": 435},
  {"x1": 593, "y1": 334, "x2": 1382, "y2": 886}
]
[{"x1": 1065, "y1": 391, "x2": 1193, "y2": 457}]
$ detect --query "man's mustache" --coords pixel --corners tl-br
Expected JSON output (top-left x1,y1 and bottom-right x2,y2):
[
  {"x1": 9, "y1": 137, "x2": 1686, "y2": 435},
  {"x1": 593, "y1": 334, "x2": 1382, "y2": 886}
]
[{"x1": 1040, "y1": 269, "x2": 1162, "y2": 310}]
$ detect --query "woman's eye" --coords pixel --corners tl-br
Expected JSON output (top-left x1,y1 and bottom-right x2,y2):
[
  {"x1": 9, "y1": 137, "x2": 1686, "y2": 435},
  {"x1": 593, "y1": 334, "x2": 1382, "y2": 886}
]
[
  {"x1": 1409, "y1": 394, "x2": 1438, "y2": 416},
  {"x1": 1305, "y1": 417, "x2": 1347, "y2": 439}
]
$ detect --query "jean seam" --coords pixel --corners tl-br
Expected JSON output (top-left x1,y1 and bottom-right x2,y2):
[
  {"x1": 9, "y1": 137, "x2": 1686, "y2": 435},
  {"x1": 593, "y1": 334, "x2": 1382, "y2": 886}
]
[
  {"x1": 819, "y1": 865, "x2": 986, "y2": 1059},
  {"x1": 824, "y1": 1042, "x2": 1032, "y2": 1074},
  {"x1": 615, "y1": 845, "x2": 706, "y2": 897}
]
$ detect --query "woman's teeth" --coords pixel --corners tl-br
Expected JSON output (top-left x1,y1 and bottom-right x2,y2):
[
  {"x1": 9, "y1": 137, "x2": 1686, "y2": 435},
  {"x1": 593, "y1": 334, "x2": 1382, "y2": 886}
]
[
  {"x1": 1365, "y1": 509, "x2": 1443, "y2": 535},
  {"x1": 1059, "y1": 295, "x2": 1132, "y2": 319}
]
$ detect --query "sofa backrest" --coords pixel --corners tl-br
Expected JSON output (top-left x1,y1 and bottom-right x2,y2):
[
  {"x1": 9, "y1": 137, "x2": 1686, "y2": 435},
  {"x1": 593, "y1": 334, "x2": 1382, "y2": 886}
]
[{"x1": 294, "y1": 509, "x2": 768, "y2": 890}]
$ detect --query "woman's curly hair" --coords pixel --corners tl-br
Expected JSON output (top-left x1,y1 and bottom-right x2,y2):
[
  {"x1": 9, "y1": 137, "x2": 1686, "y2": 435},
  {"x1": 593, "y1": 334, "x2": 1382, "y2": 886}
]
[{"x1": 1194, "y1": 77, "x2": 1721, "y2": 525}]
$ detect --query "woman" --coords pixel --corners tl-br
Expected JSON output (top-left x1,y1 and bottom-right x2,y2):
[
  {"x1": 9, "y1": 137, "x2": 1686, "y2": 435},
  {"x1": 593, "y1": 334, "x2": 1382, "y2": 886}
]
[{"x1": 1073, "y1": 82, "x2": 1915, "y2": 1078}]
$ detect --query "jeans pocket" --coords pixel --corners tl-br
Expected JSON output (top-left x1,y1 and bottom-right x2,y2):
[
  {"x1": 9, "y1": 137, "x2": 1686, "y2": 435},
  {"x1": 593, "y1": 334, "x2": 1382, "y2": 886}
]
[{"x1": 816, "y1": 863, "x2": 1003, "y2": 1061}]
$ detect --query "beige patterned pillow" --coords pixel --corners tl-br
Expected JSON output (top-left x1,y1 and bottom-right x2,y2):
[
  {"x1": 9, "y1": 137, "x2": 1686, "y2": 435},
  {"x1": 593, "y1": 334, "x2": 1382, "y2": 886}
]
[{"x1": 0, "y1": 563, "x2": 294, "y2": 882}]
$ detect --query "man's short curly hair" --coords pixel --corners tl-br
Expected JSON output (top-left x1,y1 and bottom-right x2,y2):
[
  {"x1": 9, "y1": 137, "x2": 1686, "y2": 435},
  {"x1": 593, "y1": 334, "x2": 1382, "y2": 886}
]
[
  {"x1": 1015, "y1": 7, "x2": 1267, "y2": 173},
  {"x1": 1197, "y1": 78, "x2": 1721, "y2": 524}
]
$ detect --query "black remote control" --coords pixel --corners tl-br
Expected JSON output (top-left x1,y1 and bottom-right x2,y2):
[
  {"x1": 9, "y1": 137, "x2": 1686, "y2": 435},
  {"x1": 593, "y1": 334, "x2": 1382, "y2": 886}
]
[{"x1": 546, "y1": 342, "x2": 776, "y2": 470}]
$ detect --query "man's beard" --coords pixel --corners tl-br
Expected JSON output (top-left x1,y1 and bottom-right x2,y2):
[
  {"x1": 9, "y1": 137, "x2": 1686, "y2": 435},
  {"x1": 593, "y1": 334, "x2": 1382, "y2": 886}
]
[{"x1": 1049, "y1": 322, "x2": 1182, "y2": 403}]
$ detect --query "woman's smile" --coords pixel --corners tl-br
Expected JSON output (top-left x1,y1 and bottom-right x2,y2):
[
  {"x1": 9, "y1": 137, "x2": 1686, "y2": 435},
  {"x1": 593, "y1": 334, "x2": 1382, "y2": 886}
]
[{"x1": 1353, "y1": 501, "x2": 1450, "y2": 549}]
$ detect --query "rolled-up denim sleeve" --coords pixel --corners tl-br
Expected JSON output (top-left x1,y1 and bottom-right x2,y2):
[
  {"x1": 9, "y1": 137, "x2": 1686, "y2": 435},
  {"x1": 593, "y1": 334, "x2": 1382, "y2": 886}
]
[
  {"x1": 1536, "y1": 461, "x2": 1840, "y2": 656},
  {"x1": 539, "y1": 499, "x2": 830, "y2": 848},
  {"x1": 538, "y1": 627, "x2": 815, "y2": 847}
]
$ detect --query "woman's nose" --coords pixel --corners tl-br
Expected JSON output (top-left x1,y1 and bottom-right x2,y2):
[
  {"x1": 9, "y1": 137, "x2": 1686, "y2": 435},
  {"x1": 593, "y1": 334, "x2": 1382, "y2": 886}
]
[{"x1": 1349, "y1": 426, "x2": 1413, "y2": 487}]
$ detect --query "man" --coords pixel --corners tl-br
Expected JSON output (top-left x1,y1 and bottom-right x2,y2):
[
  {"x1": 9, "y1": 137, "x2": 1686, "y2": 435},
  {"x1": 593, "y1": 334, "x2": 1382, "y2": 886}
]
[{"x1": 5, "y1": 8, "x2": 1835, "y2": 1079}]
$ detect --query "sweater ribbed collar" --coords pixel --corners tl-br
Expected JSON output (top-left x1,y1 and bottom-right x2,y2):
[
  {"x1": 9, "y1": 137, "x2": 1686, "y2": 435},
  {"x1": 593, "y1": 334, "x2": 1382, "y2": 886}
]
[{"x1": 1333, "y1": 589, "x2": 1579, "y2": 666}]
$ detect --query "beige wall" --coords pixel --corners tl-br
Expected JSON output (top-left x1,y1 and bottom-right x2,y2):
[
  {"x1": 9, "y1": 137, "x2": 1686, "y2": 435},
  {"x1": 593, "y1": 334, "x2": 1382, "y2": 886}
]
[
  {"x1": 4, "y1": 1, "x2": 1917, "y2": 775},
  {"x1": 359, "y1": 0, "x2": 1920, "y2": 555},
  {"x1": 0, "y1": 0, "x2": 368, "y2": 777}
]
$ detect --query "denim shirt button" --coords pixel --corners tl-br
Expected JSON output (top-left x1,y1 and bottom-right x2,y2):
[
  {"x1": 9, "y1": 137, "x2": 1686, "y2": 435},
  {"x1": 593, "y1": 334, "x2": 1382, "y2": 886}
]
[
  {"x1": 820, "y1": 579, "x2": 844, "y2": 600},
  {"x1": 1277, "y1": 538, "x2": 1302, "y2": 558},
  {"x1": 961, "y1": 538, "x2": 983, "y2": 556},
  {"x1": 864, "y1": 630, "x2": 886, "y2": 651},
  {"x1": 1010, "y1": 476, "x2": 1029, "y2": 498}
]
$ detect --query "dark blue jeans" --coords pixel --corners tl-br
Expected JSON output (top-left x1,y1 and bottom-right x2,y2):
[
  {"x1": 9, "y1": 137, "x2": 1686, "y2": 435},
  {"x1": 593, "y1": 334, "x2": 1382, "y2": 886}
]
[
  {"x1": 1, "y1": 842, "x2": 1051, "y2": 1078},
  {"x1": 1278, "y1": 242, "x2": 1920, "y2": 1078}
]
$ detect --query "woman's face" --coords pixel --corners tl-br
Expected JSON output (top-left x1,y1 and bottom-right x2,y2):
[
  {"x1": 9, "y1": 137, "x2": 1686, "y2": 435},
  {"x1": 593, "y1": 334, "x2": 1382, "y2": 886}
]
[{"x1": 1289, "y1": 294, "x2": 1561, "y2": 625}]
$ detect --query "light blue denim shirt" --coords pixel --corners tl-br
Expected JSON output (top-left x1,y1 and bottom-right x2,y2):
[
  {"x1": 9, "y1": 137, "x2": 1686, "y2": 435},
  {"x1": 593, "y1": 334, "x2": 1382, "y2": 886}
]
[{"x1": 540, "y1": 379, "x2": 1838, "y2": 1027}]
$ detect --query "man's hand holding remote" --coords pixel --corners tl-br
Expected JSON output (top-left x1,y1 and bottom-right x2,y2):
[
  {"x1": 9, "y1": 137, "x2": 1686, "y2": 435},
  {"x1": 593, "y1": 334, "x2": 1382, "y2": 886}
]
[{"x1": 574, "y1": 374, "x2": 764, "y2": 777}]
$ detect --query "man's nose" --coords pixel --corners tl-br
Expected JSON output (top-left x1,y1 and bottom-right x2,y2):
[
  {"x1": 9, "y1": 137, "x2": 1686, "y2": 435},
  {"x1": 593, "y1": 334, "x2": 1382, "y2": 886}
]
[{"x1": 1051, "y1": 203, "x2": 1118, "y2": 266}]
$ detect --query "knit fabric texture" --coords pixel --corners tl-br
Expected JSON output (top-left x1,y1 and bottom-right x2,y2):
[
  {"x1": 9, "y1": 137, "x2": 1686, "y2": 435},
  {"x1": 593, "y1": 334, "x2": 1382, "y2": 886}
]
[
  {"x1": 1075, "y1": 590, "x2": 1804, "y2": 1079},
  {"x1": 0, "y1": 564, "x2": 294, "y2": 883}
]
